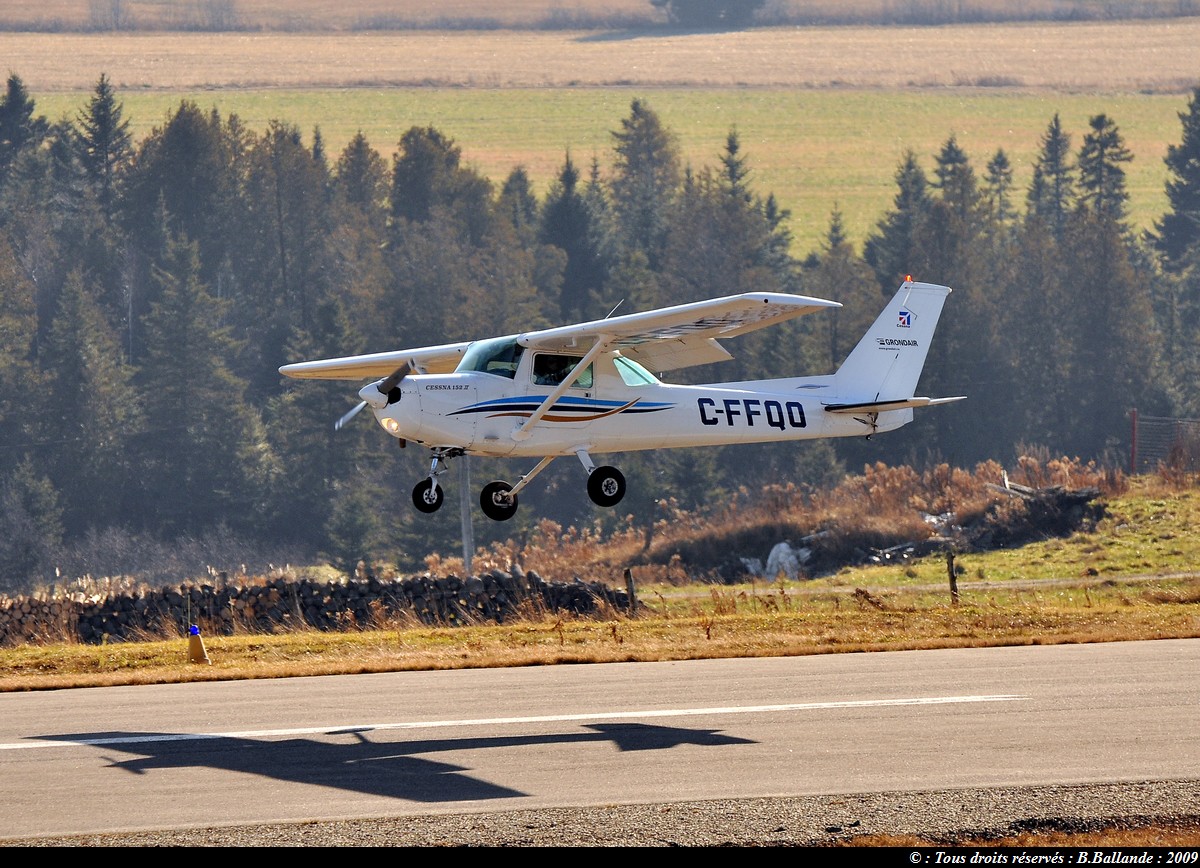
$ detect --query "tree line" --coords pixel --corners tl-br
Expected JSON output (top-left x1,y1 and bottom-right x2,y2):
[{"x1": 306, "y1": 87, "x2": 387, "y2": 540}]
[{"x1": 1, "y1": 72, "x2": 1198, "y2": 593}]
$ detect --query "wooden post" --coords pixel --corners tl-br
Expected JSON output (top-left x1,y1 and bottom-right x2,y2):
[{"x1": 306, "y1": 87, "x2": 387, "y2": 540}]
[
  {"x1": 623, "y1": 567, "x2": 638, "y2": 615},
  {"x1": 946, "y1": 549, "x2": 960, "y2": 605}
]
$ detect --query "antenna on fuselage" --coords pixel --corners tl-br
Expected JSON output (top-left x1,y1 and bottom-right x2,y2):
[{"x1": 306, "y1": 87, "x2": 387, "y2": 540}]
[{"x1": 604, "y1": 300, "x2": 624, "y2": 319}]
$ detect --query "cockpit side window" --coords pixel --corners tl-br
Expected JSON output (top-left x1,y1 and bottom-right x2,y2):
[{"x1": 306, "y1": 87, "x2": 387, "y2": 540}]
[
  {"x1": 533, "y1": 353, "x2": 592, "y2": 388},
  {"x1": 457, "y1": 337, "x2": 525, "y2": 379}
]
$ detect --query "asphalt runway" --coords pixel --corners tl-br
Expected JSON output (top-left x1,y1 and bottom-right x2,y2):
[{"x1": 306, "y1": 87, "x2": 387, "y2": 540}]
[{"x1": 1, "y1": 639, "x2": 1197, "y2": 845}]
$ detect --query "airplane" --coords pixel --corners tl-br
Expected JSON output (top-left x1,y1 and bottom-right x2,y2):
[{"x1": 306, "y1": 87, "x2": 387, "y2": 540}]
[{"x1": 279, "y1": 278, "x2": 965, "y2": 521}]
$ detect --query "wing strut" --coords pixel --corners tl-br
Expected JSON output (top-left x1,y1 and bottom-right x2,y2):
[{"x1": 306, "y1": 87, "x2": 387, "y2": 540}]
[{"x1": 503, "y1": 456, "x2": 558, "y2": 500}]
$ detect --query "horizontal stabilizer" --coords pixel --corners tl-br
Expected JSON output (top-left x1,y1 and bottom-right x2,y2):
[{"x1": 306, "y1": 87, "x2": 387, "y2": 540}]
[{"x1": 824, "y1": 395, "x2": 966, "y2": 414}]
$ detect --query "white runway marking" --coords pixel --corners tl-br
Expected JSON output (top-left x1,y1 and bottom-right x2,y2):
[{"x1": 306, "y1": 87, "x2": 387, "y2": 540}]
[{"x1": 1, "y1": 694, "x2": 1027, "y2": 751}]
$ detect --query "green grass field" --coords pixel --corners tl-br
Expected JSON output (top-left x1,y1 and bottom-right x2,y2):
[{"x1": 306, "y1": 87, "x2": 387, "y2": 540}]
[{"x1": 35, "y1": 87, "x2": 1186, "y2": 256}]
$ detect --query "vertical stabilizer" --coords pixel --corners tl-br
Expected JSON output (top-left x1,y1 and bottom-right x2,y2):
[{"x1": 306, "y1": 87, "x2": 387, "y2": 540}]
[{"x1": 831, "y1": 280, "x2": 952, "y2": 404}]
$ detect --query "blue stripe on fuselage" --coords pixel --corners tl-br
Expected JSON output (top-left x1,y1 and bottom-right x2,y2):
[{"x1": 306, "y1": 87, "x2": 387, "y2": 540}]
[{"x1": 448, "y1": 395, "x2": 673, "y2": 417}]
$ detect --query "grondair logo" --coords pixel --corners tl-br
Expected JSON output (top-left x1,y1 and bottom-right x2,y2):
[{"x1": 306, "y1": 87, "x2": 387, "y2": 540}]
[{"x1": 876, "y1": 337, "x2": 919, "y2": 347}]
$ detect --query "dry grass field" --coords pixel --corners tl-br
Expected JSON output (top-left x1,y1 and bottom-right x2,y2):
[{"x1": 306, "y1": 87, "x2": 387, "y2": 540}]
[
  {"x1": 7, "y1": 18, "x2": 1194, "y2": 253},
  {"x1": 6, "y1": 20, "x2": 1197, "y2": 92},
  {"x1": 2, "y1": 5, "x2": 1197, "y2": 251},
  {"x1": 4, "y1": 0, "x2": 1195, "y2": 30},
  {"x1": 0, "y1": 0, "x2": 652, "y2": 30}
]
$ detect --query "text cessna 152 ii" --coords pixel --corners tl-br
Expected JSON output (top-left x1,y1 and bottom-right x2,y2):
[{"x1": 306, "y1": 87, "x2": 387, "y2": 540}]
[{"x1": 280, "y1": 278, "x2": 965, "y2": 521}]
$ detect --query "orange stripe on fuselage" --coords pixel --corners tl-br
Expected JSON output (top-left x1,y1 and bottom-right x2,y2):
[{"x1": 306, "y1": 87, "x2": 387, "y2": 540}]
[{"x1": 488, "y1": 399, "x2": 641, "y2": 423}]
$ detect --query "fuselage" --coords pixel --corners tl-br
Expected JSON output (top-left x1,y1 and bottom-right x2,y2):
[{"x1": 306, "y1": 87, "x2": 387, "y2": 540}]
[{"x1": 373, "y1": 360, "x2": 909, "y2": 458}]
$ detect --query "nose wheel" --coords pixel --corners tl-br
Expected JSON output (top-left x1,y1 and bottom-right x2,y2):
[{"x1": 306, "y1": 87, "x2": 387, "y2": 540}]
[
  {"x1": 412, "y1": 478, "x2": 444, "y2": 513},
  {"x1": 411, "y1": 447, "x2": 462, "y2": 514}
]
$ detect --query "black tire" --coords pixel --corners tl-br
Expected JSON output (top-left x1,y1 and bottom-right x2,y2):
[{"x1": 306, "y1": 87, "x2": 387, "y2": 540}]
[
  {"x1": 412, "y1": 478, "x2": 444, "y2": 513},
  {"x1": 587, "y1": 466, "x2": 626, "y2": 507},
  {"x1": 480, "y1": 480, "x2": 518, "y2": 521}
]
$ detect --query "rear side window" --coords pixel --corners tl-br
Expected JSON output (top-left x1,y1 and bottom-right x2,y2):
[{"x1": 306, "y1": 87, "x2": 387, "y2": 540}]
[{"x1": 613, "y1": 355, "x2": 658, "y2": 385}]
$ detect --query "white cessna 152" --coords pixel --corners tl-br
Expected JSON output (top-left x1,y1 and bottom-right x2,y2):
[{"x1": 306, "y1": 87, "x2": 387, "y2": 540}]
[{"x1": 280, "y1": 278, "x2": 964, "y2": 521}]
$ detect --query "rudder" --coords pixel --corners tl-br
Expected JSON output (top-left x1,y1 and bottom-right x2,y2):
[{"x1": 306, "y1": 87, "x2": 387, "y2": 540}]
[{"x1": 831, "y1": 279, "x2": 953, "y2": 404}]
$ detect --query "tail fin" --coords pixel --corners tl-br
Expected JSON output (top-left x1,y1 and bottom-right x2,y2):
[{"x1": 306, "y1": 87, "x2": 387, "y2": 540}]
[{"x1": 825, "y1": 279, "x2": 965, "y2": 415}]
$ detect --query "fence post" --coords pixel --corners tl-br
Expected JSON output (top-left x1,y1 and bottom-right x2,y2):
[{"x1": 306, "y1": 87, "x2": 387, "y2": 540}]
[{"x1": 946, "y1": 549, "x2": 959, "y2": 606}]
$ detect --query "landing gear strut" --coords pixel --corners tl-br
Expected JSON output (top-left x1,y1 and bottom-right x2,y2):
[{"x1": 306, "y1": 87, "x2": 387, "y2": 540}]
[
  {"x1": 417, "y1": 449, "x2": 628, "y2": 521},
  {"x1": 576, "y1": 450, "x2": 626, "y2": 508},
  {"x1": 411, "y1": 447, "x2": 462, "y2": 514}
]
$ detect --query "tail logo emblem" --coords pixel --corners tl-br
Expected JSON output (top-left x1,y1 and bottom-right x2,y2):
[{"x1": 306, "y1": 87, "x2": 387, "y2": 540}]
[{"x1": 897, "y1": 309, "x2": 912, "y2": 328}]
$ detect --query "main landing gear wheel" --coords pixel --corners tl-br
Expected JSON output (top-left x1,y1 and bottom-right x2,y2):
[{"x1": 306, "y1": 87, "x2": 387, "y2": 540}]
[
  {"x1": 412, "y1": 478, "x2": 444, "y2": 514},
  {"x1": 587, "y1": 466, "x2": 626, "y2": 508},
  {"x1": 480, "y1": 480, "x2": 518, "y2": 521}
]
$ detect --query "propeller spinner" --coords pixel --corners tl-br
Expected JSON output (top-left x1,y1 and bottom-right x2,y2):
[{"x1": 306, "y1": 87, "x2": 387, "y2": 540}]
[{"x1": 334, "y1": 361, "x2": 412, "y2": 431}]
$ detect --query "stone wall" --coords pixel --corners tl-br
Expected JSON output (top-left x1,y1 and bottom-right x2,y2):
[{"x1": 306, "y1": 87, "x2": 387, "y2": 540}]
[{"x1": 0, "y1": 567, "x2": 637, "y2": 647}]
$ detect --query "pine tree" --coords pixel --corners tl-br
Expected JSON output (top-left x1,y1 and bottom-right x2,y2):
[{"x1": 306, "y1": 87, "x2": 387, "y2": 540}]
[
  {"x1": 74, "y1": 73, "x2": 133, "y2": 218},
  {"x1": 121, "y1": 100, "x2": 236, "y2": 277},
  {"x1": 0, "y1": 73, "x2": 49, "y2": 190},
  {"x1": 1077, "y1": 113, "x2": 1133, "y2": 226},
  {"x1": 329, "y1": 131, "x2": 391, "y2": 351},
  {"x1": 806, "y1": 207, "x2": 879, "y2": 369},
  {"x1": 0, "y1": 233, "x2": 41, "y2": 473},
  {"x1": 983, "y1": 148, "x2": 1018, "y2": 226},
  {"x1": 1026, "y1": 113, "x2": 1076, "y2": 238},
  {"x1": 1150, "y1": 87, "x2": 1200, "y2": 271},
  {"x1": 311, "y1": 126, "x2": 327, "y2": 173},
  {"x1": 580, "y1": 156, "x2": 619, "y2": 317},
  {"x1": 658, "y1": 131, "x2": 796, "y2": 384},
  {"x1": 863, "y1": 149, "x2": 931, "y2": 290},
  {"x1": 1164, "y1": 245, "x2": 1200, "y2": 414},
  {"x1": 499, "y1": 166, "x2": 539, "y2": 237},
  {"x1": 389, "y1": 125, "x2": 495, "y2": 246},
  {"x1": 40, "y1": 269, "x2": 143, "y2": 535},
  {"x1": 333, "y1": 130, "x2": 388, "y2": 216},
  {"x1": 609, "y1": 98, "x2": 681, "y2": 272},
  {"x1": 389, "y1": 126, "x2": 458, "y2": 224},
  {"x1": 932, "y1": 134, "x2": 981, "y2": 221},
  {"x1": 0, "y1": 457, "x2": 63, "y2": 595},
  {"x1": 267, "y1": 296, "x2": 377, "y2": 547},
  {"x1": 135, "y1": 234, "x2": 278, "y2": 536},
  {"x1": 719, "y1": 127, "x2": 752, "y2": 203},
  {"x1": 236, "y1": 120, "x2": 335, "y2": 395},
  {"x1": 120, "y1": 100, "x2": 243, "y2": 363},
  {"x1": 541, "y1": 152, "x2": 599, "y2": 322},
  {"x1": 321, "y1": 479, "x2": 393, "y2": 577},
  {"x1": 996, "y1": 219, "x2": 1073, "y2": 452},
  {"x1": 499, "y1": 165, "x2": 566, "y2": 331},
  {"x1": 1059, "y1": 211, "x2": 1161, "y2": 458}
]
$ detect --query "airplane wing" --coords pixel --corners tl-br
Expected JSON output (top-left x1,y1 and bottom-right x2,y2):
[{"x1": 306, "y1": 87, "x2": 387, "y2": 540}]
[
  {"x1": 520, "y1": 292, "x2": 841, "y2": 372},
  {"x1": 279, "y1": 292, "x2": 840, "y2": 382},
  {"x1": 278, "y1": 340, "x2": 472, "y2": 381}
]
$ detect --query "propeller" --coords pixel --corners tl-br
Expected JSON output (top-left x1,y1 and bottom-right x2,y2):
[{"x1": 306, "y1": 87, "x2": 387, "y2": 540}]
[
  {"x1": 334, "y1": 361, "x2": 412, "y2": 431},
  {"x1": 334, "y1": 401, "x2": 367, "y2": 431}
]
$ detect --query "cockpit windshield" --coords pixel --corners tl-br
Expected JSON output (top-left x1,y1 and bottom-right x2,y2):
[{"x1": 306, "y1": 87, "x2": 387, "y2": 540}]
[{"x1": 457, "y1": 337, "x2": 524, "y2": 378}]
